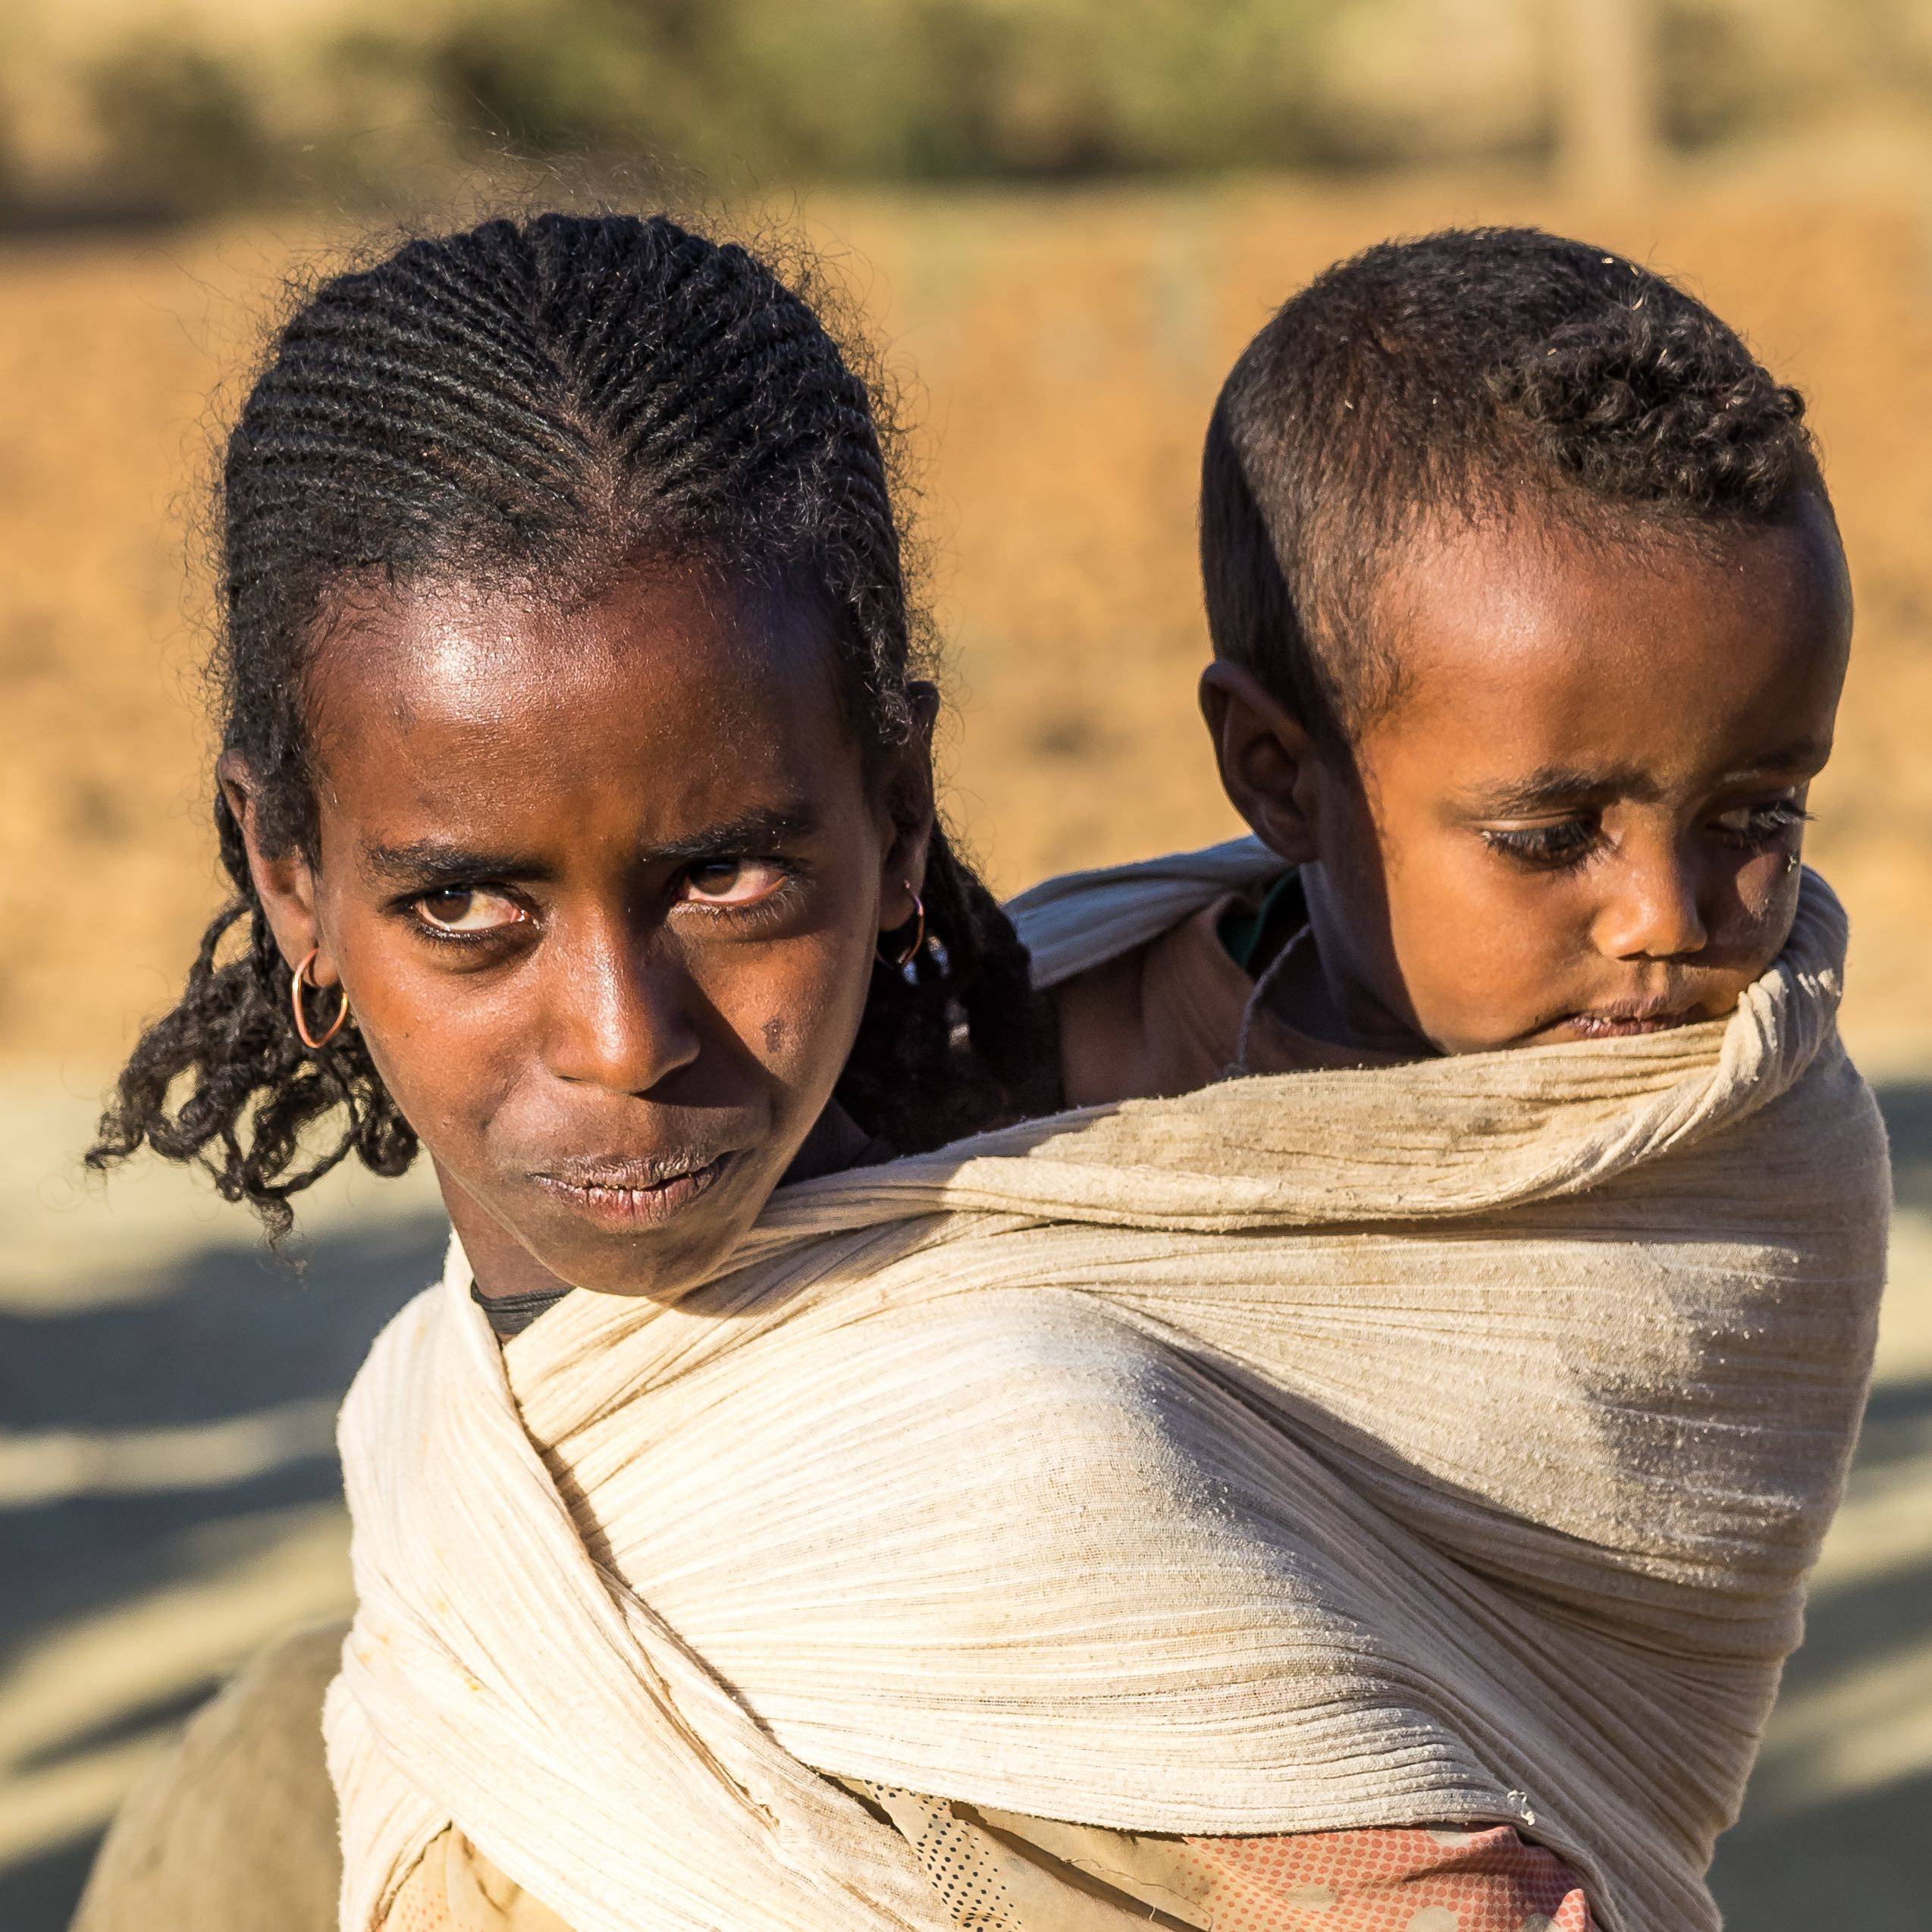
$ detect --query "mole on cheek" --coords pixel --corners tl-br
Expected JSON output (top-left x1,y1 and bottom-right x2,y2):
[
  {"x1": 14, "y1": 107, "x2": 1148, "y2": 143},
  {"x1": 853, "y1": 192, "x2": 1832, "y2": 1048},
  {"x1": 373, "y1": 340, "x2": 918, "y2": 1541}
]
[{"x1": 763, "y1": 1015, "x2": 786, "y2": 1055}]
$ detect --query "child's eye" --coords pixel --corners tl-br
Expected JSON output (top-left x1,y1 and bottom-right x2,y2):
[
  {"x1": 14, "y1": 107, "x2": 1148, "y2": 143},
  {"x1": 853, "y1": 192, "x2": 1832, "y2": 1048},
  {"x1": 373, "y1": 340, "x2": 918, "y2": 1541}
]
[
  {"x1": 411, "y1": 886, "x2": 526, "y2": 936},
  {"x1": 1479, "y1": 818, "x2": 1600, "y2": 870},
  {"x1": 1710, "y1": 797, "x2": 1811, "y2": 849},
  {"x1": 679, "y1": 859, "x2": 792, "y2": 909}
]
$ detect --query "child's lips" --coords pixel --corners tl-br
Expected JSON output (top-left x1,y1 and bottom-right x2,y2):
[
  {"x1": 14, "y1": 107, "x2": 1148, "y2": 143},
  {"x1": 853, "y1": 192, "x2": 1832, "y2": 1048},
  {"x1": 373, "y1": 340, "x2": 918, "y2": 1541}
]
[{"x1": 1561, "y1": 1005, "x2": 1699, "y2": 1040}]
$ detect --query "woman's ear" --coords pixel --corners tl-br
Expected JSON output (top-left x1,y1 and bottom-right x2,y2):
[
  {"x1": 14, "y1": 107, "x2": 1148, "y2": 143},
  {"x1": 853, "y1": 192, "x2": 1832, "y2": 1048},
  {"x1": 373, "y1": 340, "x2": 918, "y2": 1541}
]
[
  {"x1": 217, "y1": 752, "x2": 335, "y2": 986},
  {"x1": 877, "y1": 684, "x2": 940, "y2": 925},
  {"x1": 1197, "y1": 661, "x2": 1325, "y2": 867}
]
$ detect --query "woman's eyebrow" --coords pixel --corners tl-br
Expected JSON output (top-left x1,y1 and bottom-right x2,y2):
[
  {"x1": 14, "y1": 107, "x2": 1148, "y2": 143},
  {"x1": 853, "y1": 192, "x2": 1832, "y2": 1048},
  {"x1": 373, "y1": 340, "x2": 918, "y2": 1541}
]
[
  {"x1": 359, "y1": 838, "x2": 549, "y2": 885},
  {"x1": 647, "y1": 804, "x2": 820, "y2": 865},
  {"x1": 358, "y1": 806, "x2": 821, "y2": 883}
]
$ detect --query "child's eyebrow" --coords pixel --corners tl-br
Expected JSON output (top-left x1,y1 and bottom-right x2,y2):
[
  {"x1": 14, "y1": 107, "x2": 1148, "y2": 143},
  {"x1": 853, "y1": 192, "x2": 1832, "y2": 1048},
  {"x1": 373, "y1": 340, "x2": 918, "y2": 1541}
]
[
  {"x1": 1456, "y1": 767, "x2": 1652, "y2": 815},
  {"x1": 1719, "y1": 735, "x2": 1835, "y2": 781},
  {"x1": 1458, "y1": 738, "x2": 1833, "y2": 818}
]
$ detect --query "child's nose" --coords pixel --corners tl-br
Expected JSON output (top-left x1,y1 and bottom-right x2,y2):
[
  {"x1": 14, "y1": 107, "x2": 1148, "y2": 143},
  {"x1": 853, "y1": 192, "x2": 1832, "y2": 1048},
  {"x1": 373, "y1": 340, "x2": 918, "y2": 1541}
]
[
  {"x1": 539, "y1": 914, "x2": 702, "y2": 1095},
  {"x1": 1592, "y1": 840, "x2": 1710, "y2": 962}
]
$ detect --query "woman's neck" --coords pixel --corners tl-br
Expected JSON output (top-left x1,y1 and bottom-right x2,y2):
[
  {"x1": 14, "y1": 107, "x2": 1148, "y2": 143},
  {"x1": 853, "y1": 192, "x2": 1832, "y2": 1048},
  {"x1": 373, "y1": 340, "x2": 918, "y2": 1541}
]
[
  {"x1": 779, "y1": 1099, "x2": 877, "y2": 1184},
  {"x1": 438, "y1": 1165, "x2": 572, "y2": 1303}
]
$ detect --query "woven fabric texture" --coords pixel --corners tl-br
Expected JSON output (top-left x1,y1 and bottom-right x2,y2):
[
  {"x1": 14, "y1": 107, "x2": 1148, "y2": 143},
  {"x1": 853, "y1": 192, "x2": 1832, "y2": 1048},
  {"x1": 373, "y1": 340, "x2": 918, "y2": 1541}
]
[{"x1": 326, "y1": 844, "x2": 1890, "y2": 1932}]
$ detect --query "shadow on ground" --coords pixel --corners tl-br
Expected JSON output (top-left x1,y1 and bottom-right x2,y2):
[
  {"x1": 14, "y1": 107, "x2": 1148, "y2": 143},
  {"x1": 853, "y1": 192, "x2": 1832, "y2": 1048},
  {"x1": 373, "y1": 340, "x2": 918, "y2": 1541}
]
[
  {"x1": 3, "y1": 1086, "x2": 1929, "y2": 1930},
  {"x1": 0, "y1": 1211, "x2": 445, "y2": 1927},
  {"x1": 1708, "y1": 1383, "x2": 1932, "y2": 1927},
  {"x1": 0, "y1": 1218, "x2": 445, "y2": 1669}
]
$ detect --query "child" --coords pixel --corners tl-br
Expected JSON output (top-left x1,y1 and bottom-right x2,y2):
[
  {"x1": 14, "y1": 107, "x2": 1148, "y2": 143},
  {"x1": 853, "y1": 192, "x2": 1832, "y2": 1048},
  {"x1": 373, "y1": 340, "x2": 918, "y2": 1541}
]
[{"x1": 1059, "y1": 226, "x2": 1849, "y2": 1109}]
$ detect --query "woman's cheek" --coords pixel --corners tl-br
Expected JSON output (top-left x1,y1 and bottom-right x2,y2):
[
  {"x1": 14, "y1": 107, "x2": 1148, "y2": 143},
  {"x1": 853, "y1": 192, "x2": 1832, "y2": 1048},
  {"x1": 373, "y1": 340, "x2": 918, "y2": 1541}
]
[
  {"x1": 720, "y1": 933, "x2": 869, "y2": 1092},
  {"x1": 350, "y1": 964, "x2": 516, "y2": 1162}
]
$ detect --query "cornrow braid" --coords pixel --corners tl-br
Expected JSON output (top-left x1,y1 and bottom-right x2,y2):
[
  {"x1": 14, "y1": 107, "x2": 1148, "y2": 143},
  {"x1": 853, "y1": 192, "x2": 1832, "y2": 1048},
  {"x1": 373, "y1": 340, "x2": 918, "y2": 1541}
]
[{"x1": 91, "y1": 212, "x2": 1058, "y2": 1234}]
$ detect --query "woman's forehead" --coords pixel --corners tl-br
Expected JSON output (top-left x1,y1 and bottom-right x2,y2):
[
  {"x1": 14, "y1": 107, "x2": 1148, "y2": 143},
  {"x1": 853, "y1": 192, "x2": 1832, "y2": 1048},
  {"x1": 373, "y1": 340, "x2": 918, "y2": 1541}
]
[{"x1": 303, "y1": 568, "x2": 856, "y2": 841}]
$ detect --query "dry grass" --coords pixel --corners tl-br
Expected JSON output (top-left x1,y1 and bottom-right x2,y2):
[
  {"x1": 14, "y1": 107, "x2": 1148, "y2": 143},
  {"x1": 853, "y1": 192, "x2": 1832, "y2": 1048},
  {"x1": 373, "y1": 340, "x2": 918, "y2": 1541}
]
[{"x1": 3, "y1": 172, "x2": 1930, "y2": 1077}]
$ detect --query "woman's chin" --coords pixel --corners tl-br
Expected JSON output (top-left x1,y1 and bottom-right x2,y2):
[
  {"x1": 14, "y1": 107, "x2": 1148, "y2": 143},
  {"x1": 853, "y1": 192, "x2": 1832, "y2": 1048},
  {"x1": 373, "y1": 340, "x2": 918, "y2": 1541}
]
[{"x1": 517, "y1": 1162, "x2": 766, "y2": 1302}]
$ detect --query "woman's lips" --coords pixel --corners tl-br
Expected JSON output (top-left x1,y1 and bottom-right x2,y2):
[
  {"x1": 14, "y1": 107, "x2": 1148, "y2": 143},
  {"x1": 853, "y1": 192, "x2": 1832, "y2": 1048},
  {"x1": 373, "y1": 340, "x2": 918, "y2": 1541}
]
[{"x1": 530, "y1": 1154, "x2": 732, "y2": 1228}]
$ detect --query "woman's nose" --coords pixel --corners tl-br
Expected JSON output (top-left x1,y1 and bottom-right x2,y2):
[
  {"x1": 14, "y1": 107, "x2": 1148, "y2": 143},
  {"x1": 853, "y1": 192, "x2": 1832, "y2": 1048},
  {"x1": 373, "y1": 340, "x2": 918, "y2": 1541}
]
[
  {"x1": 540, "y1": 920, "x2": 702, "y2": 1094},
  {"x1": 1592, "y1": 839, "x2": 1710, "y2": 963}
]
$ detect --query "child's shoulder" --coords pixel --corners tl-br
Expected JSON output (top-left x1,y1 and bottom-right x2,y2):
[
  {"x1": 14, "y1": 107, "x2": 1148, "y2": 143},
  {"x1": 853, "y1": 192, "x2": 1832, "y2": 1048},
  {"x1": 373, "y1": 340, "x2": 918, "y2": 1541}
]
[{"x1": 1054, "y1": 885, "x2": 1278, "y2": 1109}]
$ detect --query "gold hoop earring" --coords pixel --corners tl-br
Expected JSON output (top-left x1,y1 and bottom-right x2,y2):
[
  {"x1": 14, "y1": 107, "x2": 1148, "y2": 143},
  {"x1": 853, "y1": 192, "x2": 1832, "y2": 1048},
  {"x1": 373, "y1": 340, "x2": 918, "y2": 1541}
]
[
  {"x1": 291, "y1": 948, "x2": 350, "y2": 1051},
  {"x1": 881, "y1": 887, "x2": 926, "y2": 971}
]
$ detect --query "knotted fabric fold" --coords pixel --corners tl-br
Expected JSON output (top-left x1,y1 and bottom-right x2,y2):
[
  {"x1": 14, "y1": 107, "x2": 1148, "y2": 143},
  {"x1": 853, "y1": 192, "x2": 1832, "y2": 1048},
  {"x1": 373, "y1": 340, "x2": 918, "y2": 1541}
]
[{"x1": 327, "y1": 843, "x2": 1890, "y2": 1932}]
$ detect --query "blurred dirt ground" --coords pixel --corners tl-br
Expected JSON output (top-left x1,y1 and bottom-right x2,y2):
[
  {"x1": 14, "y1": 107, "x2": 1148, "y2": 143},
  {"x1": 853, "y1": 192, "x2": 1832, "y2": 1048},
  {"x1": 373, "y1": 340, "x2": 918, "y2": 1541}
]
[
  {"x1": 2, "y1": 171, "x2": 1930, "y2": 1928},
  {"x1": 4, "y1": 172, "x2": 1932, "y2": 1070}
]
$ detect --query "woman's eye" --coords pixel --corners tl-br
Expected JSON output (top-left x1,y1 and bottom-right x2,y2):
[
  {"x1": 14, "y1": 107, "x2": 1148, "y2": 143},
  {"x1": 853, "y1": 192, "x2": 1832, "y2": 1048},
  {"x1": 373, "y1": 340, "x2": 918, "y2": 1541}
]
[
  {"x1": 412, "y1": 886, "x2": 525, "y2": 935},
  {"x1": 680, "y1": 859, "x2": 790, "y2": 908},
  {"x1": 1711, "y1": 798, "x2": 1810, "y2": 849},
  {"x1": 1480, "y1": 818, "x2": 1598, "y2": 870}
]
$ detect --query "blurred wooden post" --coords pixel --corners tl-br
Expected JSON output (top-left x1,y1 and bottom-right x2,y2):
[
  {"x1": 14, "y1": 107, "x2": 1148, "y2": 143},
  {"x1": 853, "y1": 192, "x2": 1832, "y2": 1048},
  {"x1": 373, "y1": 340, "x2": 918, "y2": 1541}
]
[{"x1": 1551, "y1": 0, "x2": 1656, "y2": 198}]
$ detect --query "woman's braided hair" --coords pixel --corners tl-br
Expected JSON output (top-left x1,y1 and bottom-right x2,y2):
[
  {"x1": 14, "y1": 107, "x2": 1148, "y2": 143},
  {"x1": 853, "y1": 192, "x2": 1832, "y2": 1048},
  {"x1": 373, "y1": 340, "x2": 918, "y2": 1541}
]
[{"x1": 90, "y1": 212, "x2": 1058, "y2": 1235}]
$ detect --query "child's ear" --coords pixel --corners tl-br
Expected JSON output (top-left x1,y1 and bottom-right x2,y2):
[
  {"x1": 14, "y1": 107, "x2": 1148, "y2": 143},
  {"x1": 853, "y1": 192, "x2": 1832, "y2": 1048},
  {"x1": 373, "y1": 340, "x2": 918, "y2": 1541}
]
[
  {"x1": 1198, "y1": 662, "x2": 1323, "y2": 867},
  {"x1": 217, "y1": 752, "x2": 334, "y2": 984}
]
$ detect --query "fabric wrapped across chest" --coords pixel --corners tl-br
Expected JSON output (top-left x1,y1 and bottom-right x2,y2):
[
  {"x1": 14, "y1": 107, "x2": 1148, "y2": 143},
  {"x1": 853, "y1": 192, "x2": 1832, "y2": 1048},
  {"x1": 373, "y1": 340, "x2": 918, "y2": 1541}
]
[{"x1": 325, "y1": 842, "x2": 1891, "y2": 1932}]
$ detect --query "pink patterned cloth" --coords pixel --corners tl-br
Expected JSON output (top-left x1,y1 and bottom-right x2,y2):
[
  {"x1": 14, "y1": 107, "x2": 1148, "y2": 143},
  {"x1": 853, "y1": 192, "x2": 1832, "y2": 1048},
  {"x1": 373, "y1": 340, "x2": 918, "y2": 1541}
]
[
  {"x1": 1172, "y1": 1824, "x2": 1592, "y2": 1930},
  {"x1": 844, "y1": 1780, "x2": 1595, "y2": 1932}
]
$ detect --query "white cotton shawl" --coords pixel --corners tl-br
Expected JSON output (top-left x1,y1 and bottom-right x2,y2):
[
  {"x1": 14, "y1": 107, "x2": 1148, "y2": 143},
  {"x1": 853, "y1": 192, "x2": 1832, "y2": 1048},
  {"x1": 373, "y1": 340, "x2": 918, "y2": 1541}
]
[{"x1": 326, "y1": 842, "x2": 1891, "y2": 1932}]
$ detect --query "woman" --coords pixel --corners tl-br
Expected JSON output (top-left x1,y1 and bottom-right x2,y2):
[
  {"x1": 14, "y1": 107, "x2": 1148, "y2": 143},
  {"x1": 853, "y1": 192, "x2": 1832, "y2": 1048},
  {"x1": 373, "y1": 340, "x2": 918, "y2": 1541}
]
[{"x1": 77, "y1": 213, "x2": 1879, "y2": 1932}]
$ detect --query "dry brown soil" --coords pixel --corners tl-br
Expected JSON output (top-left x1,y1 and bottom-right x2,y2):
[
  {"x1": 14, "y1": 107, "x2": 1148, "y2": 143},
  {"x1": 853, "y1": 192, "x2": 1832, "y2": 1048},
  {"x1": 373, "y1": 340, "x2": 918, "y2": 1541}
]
[{"x1": 3, "y1": 174, "x2": 1930, "y2": 1076}]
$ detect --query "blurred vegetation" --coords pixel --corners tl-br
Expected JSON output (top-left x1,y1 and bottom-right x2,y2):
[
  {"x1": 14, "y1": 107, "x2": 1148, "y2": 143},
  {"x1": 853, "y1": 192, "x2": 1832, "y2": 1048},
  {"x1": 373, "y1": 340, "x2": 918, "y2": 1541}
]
[
  {"x1": 2, "y1": 0, "x2": 1931, "y2": 220},
  {"x1": 83, "y1": 37, "x2": 290, "y2": 212},
  {"x1": 390, "y1": 0, "x2": 1350, "y2": 180}
]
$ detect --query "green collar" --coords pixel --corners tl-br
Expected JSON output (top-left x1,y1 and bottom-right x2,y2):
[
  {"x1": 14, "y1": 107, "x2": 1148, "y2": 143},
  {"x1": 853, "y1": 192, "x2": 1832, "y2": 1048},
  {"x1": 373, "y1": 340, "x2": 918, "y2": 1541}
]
[{"x1": 1217, "y1": 868, "x2": 1304, "y2": 976}]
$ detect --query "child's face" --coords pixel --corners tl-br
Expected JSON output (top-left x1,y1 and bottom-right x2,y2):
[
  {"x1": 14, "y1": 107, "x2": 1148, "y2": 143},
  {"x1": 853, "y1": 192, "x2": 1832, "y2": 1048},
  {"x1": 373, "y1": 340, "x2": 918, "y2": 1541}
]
[
  {"x1": 227, "y1": 565, "x2": 927, "y2": 1299},
  {"x1": 1214, "y1": 497, "x2": 1852, "y2": 1056}
]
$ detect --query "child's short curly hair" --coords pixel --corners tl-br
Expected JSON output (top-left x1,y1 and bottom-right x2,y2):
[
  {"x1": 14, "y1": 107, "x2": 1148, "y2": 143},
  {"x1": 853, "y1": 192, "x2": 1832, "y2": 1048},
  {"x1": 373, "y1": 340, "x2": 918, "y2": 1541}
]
[{"x1": 1201, "y1": 226, "x2": 1829, "y2": 744}]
